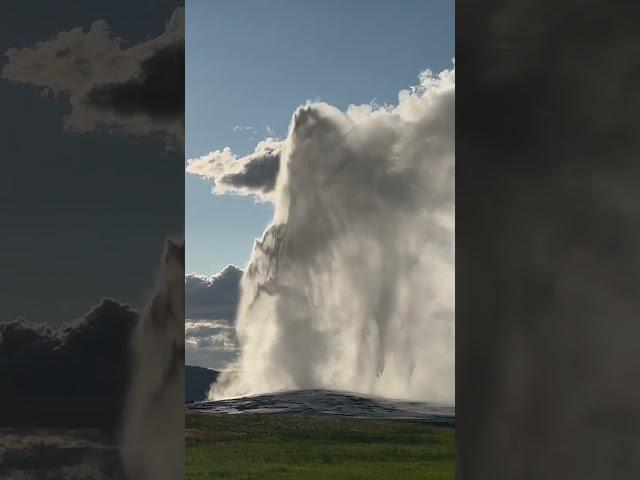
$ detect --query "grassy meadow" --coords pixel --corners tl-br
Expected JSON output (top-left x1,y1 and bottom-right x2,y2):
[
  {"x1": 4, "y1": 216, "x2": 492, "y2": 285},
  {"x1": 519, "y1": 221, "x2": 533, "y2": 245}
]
[{"x1": 186, "y1": 412, "x2": 454, "y2": 479}]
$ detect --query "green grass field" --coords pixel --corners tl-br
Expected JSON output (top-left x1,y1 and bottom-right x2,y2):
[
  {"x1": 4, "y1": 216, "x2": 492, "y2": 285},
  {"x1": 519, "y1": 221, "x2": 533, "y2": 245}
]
[{"x1": 186, "y1": 412, "x2": 454, "y2": 479}]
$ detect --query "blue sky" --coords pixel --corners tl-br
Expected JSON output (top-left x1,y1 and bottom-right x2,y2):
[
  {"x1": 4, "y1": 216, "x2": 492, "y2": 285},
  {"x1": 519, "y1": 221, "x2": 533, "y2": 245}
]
[
  {"x1": 186, "y1": 0, "x2": 454, "y2": 275},
  {"x1": 0, "y1": 0, "x2": 181, "y2": 325}
]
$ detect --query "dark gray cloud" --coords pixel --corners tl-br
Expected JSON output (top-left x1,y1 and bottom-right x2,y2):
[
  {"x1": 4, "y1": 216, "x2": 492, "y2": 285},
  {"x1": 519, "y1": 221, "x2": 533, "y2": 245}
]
[
  {"x1": 221, "y1": 145, "x2": 280, "y2": 193},
  {"x1": 0, "y1": 299, "x2": 138, "y2": 436},
  {"x1": 84, "y1": 42, "x2": 184, "y2": 119},
  {"x1": 0, "y1": 430, "x2": 125, "y2": 480},
  {"x1": 457, "y1": 1, "x2": 640, "y2": 478},
  {"x1": 185, "y1": 265, "x2": 242, "y2": 320},
  {"x1": 184, "y1": 265, "x2": 242, "y2": 371},
  {"x1": 2, "y1": 7, "x2": 184, "y2": 144}
]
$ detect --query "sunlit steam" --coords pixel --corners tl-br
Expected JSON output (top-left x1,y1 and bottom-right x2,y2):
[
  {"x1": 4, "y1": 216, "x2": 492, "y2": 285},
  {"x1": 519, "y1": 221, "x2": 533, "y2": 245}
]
[{"x1": 210, "y1": 69, "x2": 454, "y2": 404}]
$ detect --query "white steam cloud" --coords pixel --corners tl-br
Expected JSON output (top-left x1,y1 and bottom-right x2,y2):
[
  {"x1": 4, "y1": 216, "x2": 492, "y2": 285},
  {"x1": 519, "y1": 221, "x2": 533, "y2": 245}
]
[{"x1": 205, "y1": 68, "x2": 455, "y2": 404}]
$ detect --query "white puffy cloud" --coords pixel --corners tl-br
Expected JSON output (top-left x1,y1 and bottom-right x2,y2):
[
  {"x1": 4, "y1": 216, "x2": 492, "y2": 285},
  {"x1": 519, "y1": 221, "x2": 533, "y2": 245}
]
[{"x1": 186, "y1": 138, "x2": 284, "y2": 202}]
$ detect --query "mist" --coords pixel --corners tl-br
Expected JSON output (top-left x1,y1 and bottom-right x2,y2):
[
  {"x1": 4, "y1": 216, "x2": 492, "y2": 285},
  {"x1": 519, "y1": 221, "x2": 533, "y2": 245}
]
[
  {"x1": 120, "y1": 239, "x2": 185, "y2": 480},
  {"x1": 197, "y1": 68, "x2": 454, "y2": 404}
]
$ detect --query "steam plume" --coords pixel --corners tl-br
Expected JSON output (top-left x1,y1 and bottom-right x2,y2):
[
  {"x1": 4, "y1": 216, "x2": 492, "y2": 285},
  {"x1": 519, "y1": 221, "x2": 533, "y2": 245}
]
[
  {"x1": 120, "y1": 238, "x2": 184, "y2": 480},
  {"x1": 209, "y1": 68, "x2": 454, "y2": 404}
]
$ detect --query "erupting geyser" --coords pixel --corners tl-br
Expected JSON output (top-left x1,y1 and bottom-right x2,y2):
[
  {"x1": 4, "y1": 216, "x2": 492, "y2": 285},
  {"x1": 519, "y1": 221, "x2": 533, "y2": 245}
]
[{"x1": 201, "y1": 69, "x2": 455, "y2": 404}]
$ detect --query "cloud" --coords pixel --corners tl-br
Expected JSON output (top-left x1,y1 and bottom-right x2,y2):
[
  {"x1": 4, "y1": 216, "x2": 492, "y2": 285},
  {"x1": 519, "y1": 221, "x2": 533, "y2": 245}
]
[
  {"x1": 233, "y1": 125, "x2": 255, "y2": 133},
  {"x1": 83, "y1": 42, "x2": 184, "y2": 119},
  {"x1": 0, "y1": 430, "x2": 123, "y2": 480},
  {"x1": 0, "y1": 299, "x2": 138, "y2": 436},
  {"x1": 184, "y1": 266, "x2": 243, "y2": 371},
  {"x1": 185, "y1": 265, "x2": 242, "y2": 320},
  {"x1": 2, "y1": 7, "x2": 184, "y2": 145},
  {"x1": 186, "y1": 138, "x2": 284, "y2": 201},
  {"x1": 211, "y1": 68, "x2": 455, "y2": 403},
  {"x1": 185, "y1": 320, "x2": 239, "y2": 370}
]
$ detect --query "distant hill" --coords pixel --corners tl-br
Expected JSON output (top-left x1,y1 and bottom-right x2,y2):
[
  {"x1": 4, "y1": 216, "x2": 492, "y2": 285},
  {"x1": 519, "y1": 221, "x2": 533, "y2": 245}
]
[{"x1": 185, "y1": 365, "x2": 219, "y2": 403}]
